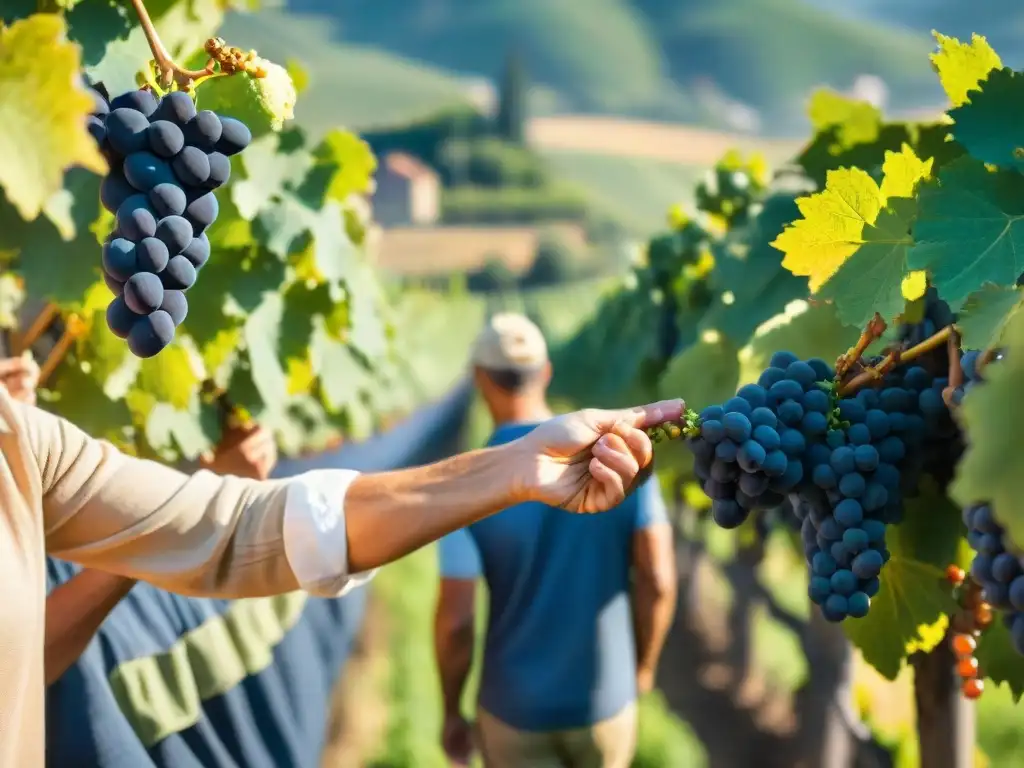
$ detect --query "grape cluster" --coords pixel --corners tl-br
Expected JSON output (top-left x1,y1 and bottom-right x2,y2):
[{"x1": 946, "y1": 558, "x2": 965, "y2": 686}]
[
  {"x1": 683, "y1": 348, "x2": 959, "y2": 623},
  {"x1": 690, "y1": 351, "x2": 832, "y2": 530},
  {"x1": 86, "y1": 85, "x2": 252, "y2": 357},
  {"x1": 898, "y1": 286, "x2": 955, "y2": 349}
]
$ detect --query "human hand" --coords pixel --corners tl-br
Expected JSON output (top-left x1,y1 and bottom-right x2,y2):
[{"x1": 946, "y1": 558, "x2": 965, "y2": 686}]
[
  {"x1": 513, "y1": 399, "x2": 684, "y2": 513},
  {"x1": 0, "y1": 353, "x2": 40, "y2": 406},
  {"x1": 200, "y1": 423, "x2": 278, "y2": 480},
  {"x1": 441, "y1": 712, "x2": 474, "y2": 767}
]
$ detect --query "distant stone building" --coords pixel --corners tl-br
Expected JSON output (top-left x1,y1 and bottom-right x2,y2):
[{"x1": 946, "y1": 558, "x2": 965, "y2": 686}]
[{"x1": 372, "y1": 152, "x2": 441, "y2": 227}]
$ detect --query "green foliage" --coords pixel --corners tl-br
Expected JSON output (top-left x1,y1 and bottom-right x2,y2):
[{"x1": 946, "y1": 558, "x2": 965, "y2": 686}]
[{"x1": 496, "y1": 48, "x2": 527, "y2": 145}]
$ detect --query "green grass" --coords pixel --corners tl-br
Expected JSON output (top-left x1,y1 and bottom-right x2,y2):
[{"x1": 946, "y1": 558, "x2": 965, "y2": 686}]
[
  {"x1": 541, "y1": 151, "x2": 705, "y2": 235},
  {"x1": 218, "y1": 10, "x2": 472, "y2": 135}
]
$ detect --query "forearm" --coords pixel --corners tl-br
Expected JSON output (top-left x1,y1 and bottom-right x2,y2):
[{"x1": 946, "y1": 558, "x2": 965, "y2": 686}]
[
  {"x1": 45, "y1": 570, "x2": 137, "y2": 684},
  {"x1": 344, "y1": 444, "x2": 521, "y2": 573},
  {"x1": 435, "y1": 618, "x2": 475, "y2": 715},
  {"x1": 633, "y1": 574, "x2": 677, "y2": 678}
]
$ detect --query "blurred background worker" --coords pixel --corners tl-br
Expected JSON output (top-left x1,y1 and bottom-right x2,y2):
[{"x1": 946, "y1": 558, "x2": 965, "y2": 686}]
[{"x1": 434, "y1": 314, "x2": 678, "y2": 768}]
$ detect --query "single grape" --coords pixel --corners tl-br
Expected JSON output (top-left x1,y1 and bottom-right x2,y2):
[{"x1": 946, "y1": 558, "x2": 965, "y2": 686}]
[
  {"x1": 704, "y1": 480, "x2": 736, "y2": 501},
  {"x1": 105, "y1": 296, "x2": 138, "y2": 339},
  {"x1": 862, "y1": 520, "x2": 886, "y2": 544},
  {"x1": 777, "y1": 400, "x2": 803, "y2": 426},
  {"x1": 172, "y1": 146, "x2": 212, "y2": 186},
  {"x1": 161, "y1": 255, "x2": 198, "y2": 291},
  {"x1": 135, "y1": 237, "x2": 170, "y2": 274},
  {"x1": 710, "y1": 459, "x2": 738, "y2": 483},
  {"x1": 830, "y1": 569, "x2": 858, "y2": 597},
  {"x1": 123, "y1": 272, "x2": 164, "y2": 315},
  {"x1": 863, "y1": 577, "x2": 880, "y2": 597},
  {"x1": 826, "y1": 429, "x2": 845, "y2": 449},
  {"x1": 872, "y1": 463, "x2": 900, "y2": 490},
  {"x1": 184, "y1": 192, "x2": 219, "y2": 234},
  {"x1": 153, "y1": 91, "x2": 197, "y2": 126},
  {"x1": 838, "y1": 472, "x2": 866, "y2": 498},
  {"x1": 861, "y1": 483, "x2": 888, "y2": 512},
  {"x1": 149, "y1": 183, "x2": 187, "y2": 218},
  {"x1": 124, "y1": 151, "x2": 177, "y2": 191},
  {"x1": 737, "y1": 440, "x2": 766, "y2": 472},
  {"x1": 761, "y1": 450, "x2": 787, "y2": 477},
  {"x1": 1009, "y1": 576, "x2": 1024, "y2": 611},
  {"x1": 877, "y1": 436, "x2": 906, "y2": 463},
  {"x1": 842, "y1": 527, "x2": 869, "y2": 553},
  {"x1": 738, "y1": 472, "x2": 770, "y2": 496},
  {"x1": 853, "y1": 444, "x2": 879, "y2": 472},
  {"x1": 206, "y1": 151, "x2": 231, "y2": 189},
  {"x1": 701, "y1": 420, "x2": 725, "y2": 444},
  {"x1": 106, "y1": 108, "x2": 150, "y2": 155},
  {"x1": 972, "y1": 505, "x2": 999, "y2": 533},
  {"x1": 160, "y1": 290, "x2": 188, "y2": 326},
  {"x1": 769, "y1": 379, "x2": 803, "y2": 402},
  {"x1": 88, "y1": 86, "x2": 110, "y2": 116},
  {"x1": 758, "y1": 367, "x2": 786, "y2": 389},
  {"x1": 779, "y1": 428, "x2": 805, "y2": 456},
  {"x1": 847, "y1": 592, "x2": 870, "y2": 618},
  {"x1": 712, "y1": 499, "x2": 747, "y2": 529},
  {"x1": 184, "y1": 110, "x2": 224, "y2": 151},
  {"x1": 101, "y1": 238, "x2": 137, "y2": 282},
  {"x1": 992, "y1": 553, "x2": 1020, "y2": 584},
  {"x1": 100, "y1": 171, "x2": 136, "y2": 214},
  {"x1": 737, "y1": 383, "x2": 768, "y2": 408},
  {"x1": 802, "y1": 388, "x2": 830, "y2": 414},
  {"x1": 830, "y1": 446, "x2": 856, "y2": 476},
  {"x1": 865, "y1": 410, "x2": 891, "y2": 439},
  {"x1": 772, "y1": 459, "x2": 803, "y2": 490},
  {"x1": 812, "y1": 464, "x2": 837, "y2": 490},
  {"x1": 116, "y1": 195, "x2": 158, "y2": 240},
  {"x1": 701, "y1": 405, "x2": 724, "y2": 422},
  {"x1": 154, "y1": 215, "x2": 193, "y2": 253},
  {"x1": 823, "y1": 594, "x2": 848, "y2": 621},
  {"x1": 812, "y1": 551, "x2": 837, "y2": 577},
  {"x1": 147, "y1": 120, "x2": 185, "y2": 158},
  {"x1": 722, "y1": 412, "x2": 752, "y2": 442},
  {"x1": 785, "y1": 361, "x2": 817, "y2": 388},
  {"x1": 715, "y1": 441, "x2": 738, "y2": 463},
  {"x1": 752, "y1": 425, "x2": 780, "y2": 451},
  {"x1": 750, "y1": 407, "x2": 777, "y2": 428},
  {"x1": 769, "y1": 351, "x2": 799, "y2": 369},
  {"x1": 807, "y1": 358, "x2": 833, "y2": 381},
  {"x1": 103, "y1": 271, "x2": 125, "y2": 296},
  {"x1": 834, "y1": 499, "x2": 863, "y2": 527},
  {"x1": 723, "y1": 397, "x2": 752, "y2": 416},
  {"x1": 852, "y1": 549, "x2": 884, "y2": 579},
  {"x1": 110, "y1": 89, "x2": 158, "y2": 117},
  {"x1": 127, "y1": 310, "x2": 175, "y2": 358},
  {"x1": 809, "y1": 576, "x2": 831, "y2": 604},
  {"x1": 801, "y1": 411, "x2": 828, "y2": 435},
  {"x1": 215, "y1": 116, "x2": 252, "y2": 156},
  {"x1": 838, "y1": 399, "x2": 866, "y2": 423}
]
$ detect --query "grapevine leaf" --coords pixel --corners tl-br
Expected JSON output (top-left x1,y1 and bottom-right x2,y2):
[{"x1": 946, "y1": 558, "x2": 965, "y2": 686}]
[
  {"x1": 144, "y1": 401, "x2": 218, "y2": 461},
  {"x1": 307, "y1": 202, "x2": 357, "y2": 285},
  {"x1": 77, "y1": 281, "x2": 137, "y2": 393},
  {"x1": 878, "y1": 144, "x2": 934, "y2": 201},
  {"x1": 949, "y1": 67, "x2": 1024, "y2": 173},
  {"x1": 345, "y1": 261, "x2": 389, "y2": 359},
  {"x1": 254, "y1": 195, "x2": 312, "y2": 259},
  {"x1": 952, "y1": 309, "x2": 1024, "y2": 548},
  {"x1": 205, "y1": 191, "x2": 253, "y2": 251},
  {"x1": 311, "y1": 323, "x2": 372, "y2": 413},
  {"x1": 285, "y1": 58, "x2": 309, "y2": 95},
  {"x1": 700, "y1": 193, "x2": 805, "y2": 343},
  {"x1": 738, "y1": 301, "x2": 858, "y2": 385},
  {"x1": 956, "y1": 284, "x2": 1023, "y2": 350},
  {"x1": 975, "y1": 619, "x2": 1024, "y2": 702},
  {"x1": 772, "y1": 167, "x2": 882, "y2": 292},
  {"x1": 901, "y1": 271, "x2": 928, "y2": 302},
  {"x1": 42, "y1": 363, "x2": 134, "y2": 446},
  {"x1": 297, "y1": 130, "x2": 378, "y2": 206},
  {"x1": 0, "y1": 14, "x2": 106, "y2": 221},
  {"x1": 807, "y1": 89, "x2": 883, "y2": 151},
  {"x1": 657, "y1": 334, "x2": 739, "y2": 411},
  {"x1": 930, "y1": 32, "x2": 1002, "y2": 109},
  {"x1": 3, "y1": 170, "x2": 104, "y2": 306},
  {"x1": 815, "y1": 204, "x2": 914, "y2": 328},
  {"x1": 797, "y1": 123, "x2": 912, "y2": 190},
  {"x1": 231, "y1": 134, "x2": 313, "y2": 220},
  {"x1": 243, "y1": 292, "x2": 290, "y2": 412},
  {"x1": 843, "y1": 481, "x2": 960, "y2": 680},
  {"x1": 198, "y1": 61, "x2": 297, "y2": 136},
  {"x1": 136, "y1": 340, "x2": 201, "y2": 411},
  {"x1": 908, "y1": 157, "x2": 1024, "y2": 309}
]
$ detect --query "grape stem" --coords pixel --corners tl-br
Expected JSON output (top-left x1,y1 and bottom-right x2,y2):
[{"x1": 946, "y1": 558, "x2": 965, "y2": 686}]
[
  {"x1": 976, "y1": 346, "x2": 999, "y2": 377},
  {"x1": 127, "y1": 0, "x2": 216, "y2": 89},
  {"x1": 37, "y1": 320, "x2": 81, "y2": 387},
  {"x1": 10, "y1": 303, "x2": 59, "y2": 356},
  {"x1": 942, "y1": 330, "x2": 964, "y2": 408},
  {"x1": 835, "y1": 313, "x2": 887, "y2": 378},
  {"x1": 838, "y1": 325, "x2": 954, "y2": 396}
]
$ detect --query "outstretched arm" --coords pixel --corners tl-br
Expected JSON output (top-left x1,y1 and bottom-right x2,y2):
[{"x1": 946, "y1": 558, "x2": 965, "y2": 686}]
[{"x1": 12, "y1": 391, "x2": 681, "y2": 600}]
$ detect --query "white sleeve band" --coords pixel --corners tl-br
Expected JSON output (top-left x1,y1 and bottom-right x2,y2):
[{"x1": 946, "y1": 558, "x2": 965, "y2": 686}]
[{"x1": 282, "y1": 469, "x2": 377, "y2": 597}]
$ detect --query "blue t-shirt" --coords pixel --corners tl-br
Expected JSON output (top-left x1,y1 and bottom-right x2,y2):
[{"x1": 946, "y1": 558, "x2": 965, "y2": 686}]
[{"x1": 439, "y1": 422, "x2": 668, "y2": 732}]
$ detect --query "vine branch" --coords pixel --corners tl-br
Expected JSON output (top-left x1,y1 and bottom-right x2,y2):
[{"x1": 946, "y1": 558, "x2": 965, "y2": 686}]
[
  {"x1": 37, "y1": 315, "x2": 84, "y2": 387},
  {"x1": 127, "y1": 0, "x2": 214, "y2": 89},
  {"x1": 11, "y1": 303, "x2": 59, "y2": 356},
  {"x1": 838, "y1": 325, "x2": 954, "y2": 396},
  {"x1": 835, "y1": 313, "x2": 886, "y2": 379}
]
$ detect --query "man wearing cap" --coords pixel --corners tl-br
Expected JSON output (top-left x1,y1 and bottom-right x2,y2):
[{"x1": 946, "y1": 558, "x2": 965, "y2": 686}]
[{"x1": 434, "y1": 314, "x2": 678, "y2": 768}]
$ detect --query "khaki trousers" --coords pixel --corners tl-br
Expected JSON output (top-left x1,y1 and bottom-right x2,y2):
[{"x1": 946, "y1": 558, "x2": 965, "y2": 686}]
[{"x1": 476, "y1": 702, "x2": 637, "y2": 768}]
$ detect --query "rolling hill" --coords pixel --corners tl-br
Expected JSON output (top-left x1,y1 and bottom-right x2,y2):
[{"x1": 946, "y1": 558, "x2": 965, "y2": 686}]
[{"x1": 233, "y1": 0, "x2": 945, "y2": 134}]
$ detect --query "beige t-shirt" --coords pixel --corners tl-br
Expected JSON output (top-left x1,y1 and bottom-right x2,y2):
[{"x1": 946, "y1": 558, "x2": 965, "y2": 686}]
[{"x1": 0, "y1": 386, "x2": 368, "y2": 764}]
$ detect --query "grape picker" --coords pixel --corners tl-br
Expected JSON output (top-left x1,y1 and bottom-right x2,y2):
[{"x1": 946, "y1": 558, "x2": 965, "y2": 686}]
[{"x1": 0, "y1": 369, "x2": 681, "y2": 764}]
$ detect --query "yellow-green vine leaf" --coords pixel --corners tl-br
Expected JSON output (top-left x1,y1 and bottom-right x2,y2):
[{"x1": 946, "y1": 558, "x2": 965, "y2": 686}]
[
  {"x1": 956, "y1": 285, "x2": 1022, "y2": 350},
  {"x1": 948, "y1": 67, "x2": 1024, "y2": 173},
  {"x1": 136, "y1": 339, "x2": 202, "y2": 410},
  {"x1": 807, "y1": 88, "x2": 883, "y2": 150},
  {"x1": 0, "y1": 14, "x2": 106, "y2": 221},
  {"x1": 930, "y1": 31, "x2": 1002, "y2": 108},
  {"x1": 285, "y1": 58, "x2": 309, "y2": 95},
  {"x1": 199, "y1": 60, "x2": 297, "y2": 136}
]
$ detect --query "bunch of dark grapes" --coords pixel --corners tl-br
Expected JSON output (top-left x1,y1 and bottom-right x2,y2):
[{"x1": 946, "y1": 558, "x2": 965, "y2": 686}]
[
  {"x1": 689, "y1": 351, "x2": 832, "y2": 530},
  {"x1": 899, "y1": 286, "x2": 955, "y2": 349},
  {"x1": 86, "y1": 85, "x2": 252, "y2": 357}
]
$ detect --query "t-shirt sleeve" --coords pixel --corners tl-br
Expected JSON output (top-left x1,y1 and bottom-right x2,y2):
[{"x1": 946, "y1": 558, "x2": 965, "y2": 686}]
[
  {"x1": 438, "y1": 528, "x2": 482, "y2": 580},
  {"x1": 633, "y1": 475, "x2": 670, "y2": 530}
]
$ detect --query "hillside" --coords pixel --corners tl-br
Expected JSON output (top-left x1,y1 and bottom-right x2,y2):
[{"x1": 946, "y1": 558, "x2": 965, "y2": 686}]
[{"x1": 237, "y1": 0, "x2": 943, "y2": 134}]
